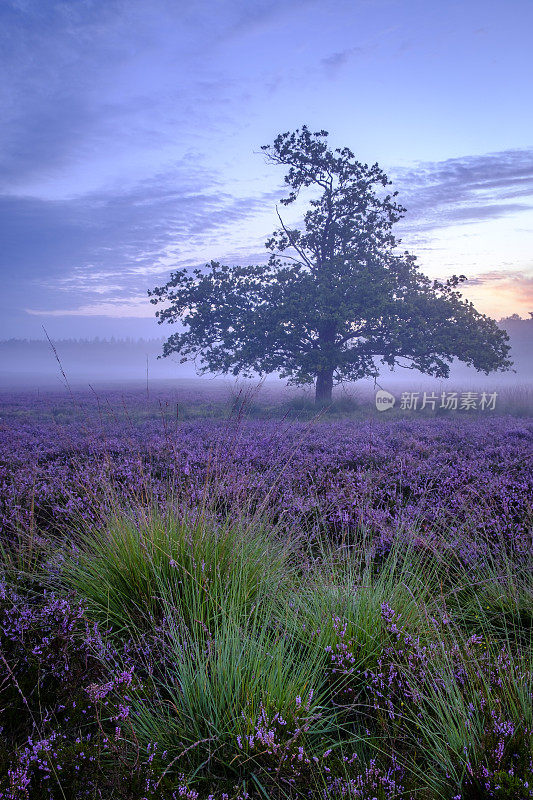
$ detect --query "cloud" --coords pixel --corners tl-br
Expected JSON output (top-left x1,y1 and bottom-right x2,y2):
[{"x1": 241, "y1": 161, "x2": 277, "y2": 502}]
[
  {"x1": 0, "y1": 167, "x2": 281, "y2": 321},
  {"x1": 393, "y1": 148, "x2": 533, "y2": 232},
  {"x1": 26, "y1": 297, "x2": 155, "y2": 318},
  {"x1": 0, "y1": 0, "x2": 316, "y2": 196},
  {"x1": 462, "y1": 269, "x2": 533, "y2": 319},
  {"x1": 321, "y1": 48, "x2": 359, "y2": 75},
  {"x1": 466, "y1": 269, "x2": 533, "y2": 293}
]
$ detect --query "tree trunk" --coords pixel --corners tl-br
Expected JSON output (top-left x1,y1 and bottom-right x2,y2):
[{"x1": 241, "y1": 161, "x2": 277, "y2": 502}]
[{"x1": 315, "y1": 368, "x2": 334, "y2": 403}]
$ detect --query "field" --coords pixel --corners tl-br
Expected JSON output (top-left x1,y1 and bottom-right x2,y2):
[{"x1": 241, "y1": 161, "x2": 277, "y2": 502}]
[{"x1": 0, "y1": 386, "x2": 532, "y2": 799}]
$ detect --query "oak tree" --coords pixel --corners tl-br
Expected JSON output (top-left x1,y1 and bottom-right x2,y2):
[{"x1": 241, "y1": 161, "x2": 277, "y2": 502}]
[{"x1": 150, "y1": 127, "x2": 511, "y2": 402}]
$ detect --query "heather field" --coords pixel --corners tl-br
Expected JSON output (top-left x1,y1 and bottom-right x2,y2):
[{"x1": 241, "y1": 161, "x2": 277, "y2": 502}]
[{"x1": 0, "y1": 387, "x2": 532, "y2": 799}]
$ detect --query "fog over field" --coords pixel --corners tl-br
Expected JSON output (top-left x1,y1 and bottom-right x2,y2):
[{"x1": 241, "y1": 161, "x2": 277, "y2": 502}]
[{"x1": 1, "y1": 316, "x2": 531, "y2": 394}]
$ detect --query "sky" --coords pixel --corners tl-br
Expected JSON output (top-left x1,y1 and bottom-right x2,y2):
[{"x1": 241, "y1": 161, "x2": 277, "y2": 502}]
[{"x1": 1, "y1": 0, "x2": 532, "y2": 341}]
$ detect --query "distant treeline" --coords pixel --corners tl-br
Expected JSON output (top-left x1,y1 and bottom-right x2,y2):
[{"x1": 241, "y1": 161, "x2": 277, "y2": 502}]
[
  {"x1": 496, "y1": 316, "x2": 532, "y2": 363},
  {"x1": 0, "y1": 337, "x2": 167, "y2": 350},
  {"x1": 0, "y1": 318, "x2": 531, "y2": 386},
  {"x1": 2, "y1": 316, "x2": 531, "y2": 351},
  {"x1": 0, "y1": 337, "x2": 193, "y2": 385},
  {"x1": 2, "y1": 318, "x2": 531, "y2": 360}
]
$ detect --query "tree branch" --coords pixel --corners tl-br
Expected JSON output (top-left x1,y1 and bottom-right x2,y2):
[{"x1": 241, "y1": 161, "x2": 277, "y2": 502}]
[{"x1": 275, "y1": 206, "x2": 314, "y2": 269}]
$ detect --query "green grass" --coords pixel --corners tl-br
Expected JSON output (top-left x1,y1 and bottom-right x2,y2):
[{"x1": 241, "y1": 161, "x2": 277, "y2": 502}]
[
  {"x1": 60, "y1": 504, "x2": 290, "y2": 632},
  {"x1": 4, "y1": 501, "x2": 532, "y2": 799}
]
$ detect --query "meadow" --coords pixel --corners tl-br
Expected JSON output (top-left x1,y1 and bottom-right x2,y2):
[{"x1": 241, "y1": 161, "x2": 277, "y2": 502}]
[{"x1": 0, "y1": 385, "x2": 532, "y2": 799}]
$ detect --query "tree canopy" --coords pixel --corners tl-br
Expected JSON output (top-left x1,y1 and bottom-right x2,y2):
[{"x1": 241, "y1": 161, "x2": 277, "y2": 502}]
[{"x1": 149, "y1": 126, "x2": 512, "y2": 402}]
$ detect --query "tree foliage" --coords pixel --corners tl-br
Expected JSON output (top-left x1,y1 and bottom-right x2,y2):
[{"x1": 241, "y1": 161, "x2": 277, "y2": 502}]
[{"x1": 149, "y1": 126, "x2": 512, "y2": 401}]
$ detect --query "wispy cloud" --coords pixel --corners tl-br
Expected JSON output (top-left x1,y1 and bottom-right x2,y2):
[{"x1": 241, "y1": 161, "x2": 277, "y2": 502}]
[
  {"x1": 1, "y1": 169, "x2": 280, "y2": 318},
  {"x1": 394, "y1": 148, "x2": 533, "y2": 231},
  {"x1": 466, "y1": 269, "x2": 533, "y2": 299},
  {"x1": 0, "y1": 0, "x2": 315, "y2": 196},
  {"x1": 321, "y1": 46, "x2": 369, "y2": 76},
  {"x1": 462, "y1": 269, "x2": 533, "y2": 319},
  {"x1": 26, "y1": 297, "x2": 155, "y2": 318}
]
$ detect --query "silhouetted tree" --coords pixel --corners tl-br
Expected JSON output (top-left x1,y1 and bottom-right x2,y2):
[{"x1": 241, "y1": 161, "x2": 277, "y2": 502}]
[{"x1": 150, "y1": 127, "x2": 512, "y2": 402}]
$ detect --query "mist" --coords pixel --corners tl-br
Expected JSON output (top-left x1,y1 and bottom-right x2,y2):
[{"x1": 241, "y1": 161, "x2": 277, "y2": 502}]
[{"x1": 1, "y1": 316, "x2": 531, "y2": 393}]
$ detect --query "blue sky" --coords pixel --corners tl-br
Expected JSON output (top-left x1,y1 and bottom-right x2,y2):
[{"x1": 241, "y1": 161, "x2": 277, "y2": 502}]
[{"x1": 1, "y1": 0, "x2": 532, "y2": 340}]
